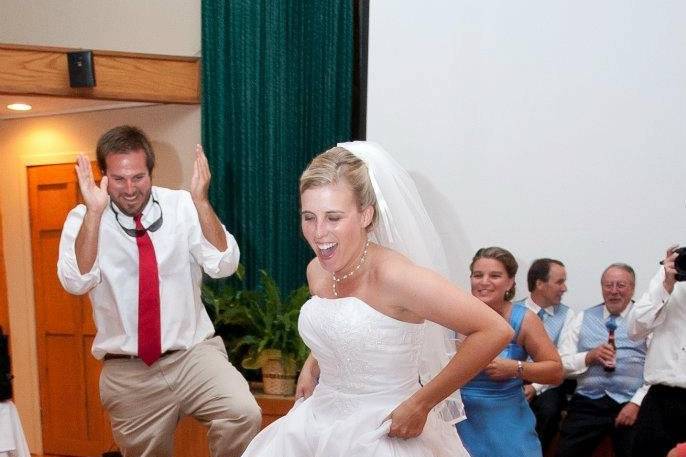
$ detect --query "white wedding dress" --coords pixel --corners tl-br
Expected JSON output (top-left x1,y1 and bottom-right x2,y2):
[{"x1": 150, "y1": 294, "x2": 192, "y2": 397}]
[{"x1": 241, "y1": 295, "x2": 470, "y2": 457}]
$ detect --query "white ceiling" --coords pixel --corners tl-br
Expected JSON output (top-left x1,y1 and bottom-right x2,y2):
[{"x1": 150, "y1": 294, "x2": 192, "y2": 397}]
[{"x1": 0, "y1": 94, "x2": 154, "y2": 120}]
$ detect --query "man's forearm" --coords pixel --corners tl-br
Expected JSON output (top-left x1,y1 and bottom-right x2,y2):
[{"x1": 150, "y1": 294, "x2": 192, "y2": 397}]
[
  {"x1": 75, "y1": 210, "x2": 102, "y2": 274},
  {"x1": 194, "y1": 200, "x2": 228, "y2": 251}
]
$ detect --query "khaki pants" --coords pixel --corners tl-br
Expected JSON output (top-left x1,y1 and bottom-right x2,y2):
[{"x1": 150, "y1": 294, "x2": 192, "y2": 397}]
[{"x1": 100, "y1": 337, "x2": 261, "y2": 457}]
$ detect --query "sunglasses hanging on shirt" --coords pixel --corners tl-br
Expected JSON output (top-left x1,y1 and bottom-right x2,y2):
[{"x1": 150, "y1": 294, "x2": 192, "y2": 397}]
[{"x1": 110, "y1": 197, "x2": 163, "y2": 237}]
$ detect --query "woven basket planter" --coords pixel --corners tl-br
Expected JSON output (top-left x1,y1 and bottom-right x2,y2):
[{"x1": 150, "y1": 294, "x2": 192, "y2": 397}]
[{"x1": 261, "y1": 351, "x2": 297, "y2": 396}]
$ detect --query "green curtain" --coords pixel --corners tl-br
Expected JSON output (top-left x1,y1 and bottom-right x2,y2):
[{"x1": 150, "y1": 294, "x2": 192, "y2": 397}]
[{"x1": 201, "y1": 1, "x2": 354, "y2": 292}]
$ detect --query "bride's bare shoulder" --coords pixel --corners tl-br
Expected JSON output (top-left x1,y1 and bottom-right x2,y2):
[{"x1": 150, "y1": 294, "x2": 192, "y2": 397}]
[
  {"x1": 368, "y1": 245, "x2": 425, "y2": 321},
  {"x1": 371, "y1": 244, "x2": 444, "y2": 294},
  {"x1": 371, "y1": 245, "x2": 415, "y2": 274}
]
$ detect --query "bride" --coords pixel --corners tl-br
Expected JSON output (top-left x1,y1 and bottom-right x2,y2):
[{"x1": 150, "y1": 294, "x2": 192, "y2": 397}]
[{"x1": 241, "y1": 142, "x2": 513, "y2": 456}]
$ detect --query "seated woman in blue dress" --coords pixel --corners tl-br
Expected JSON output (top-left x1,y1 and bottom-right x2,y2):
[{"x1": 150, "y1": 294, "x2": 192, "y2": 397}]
[{"x1": 457, "y1": 247, "x2": 564, "y2": 457}]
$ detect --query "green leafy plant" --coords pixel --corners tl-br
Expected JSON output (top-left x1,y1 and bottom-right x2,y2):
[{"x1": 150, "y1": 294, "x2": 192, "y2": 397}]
[{"x1": 202, "y1": 267, "x2": 310, "y2": 373}]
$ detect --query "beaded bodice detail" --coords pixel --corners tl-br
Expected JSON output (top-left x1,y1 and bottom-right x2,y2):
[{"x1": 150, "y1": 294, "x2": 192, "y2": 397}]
[{"x1": 299, "y1": 296, "x2": 425, "y2": 398}]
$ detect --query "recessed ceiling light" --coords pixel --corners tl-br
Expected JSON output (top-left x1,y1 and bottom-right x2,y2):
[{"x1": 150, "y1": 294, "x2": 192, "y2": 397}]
[{"x1": 7, "y1": 103, "x2": 32, "y2": 111}]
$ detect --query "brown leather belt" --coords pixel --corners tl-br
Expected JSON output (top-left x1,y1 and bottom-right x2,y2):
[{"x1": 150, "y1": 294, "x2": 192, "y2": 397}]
[{"x1": 103, "y1": 350, "x2": 180, "y2": 361}]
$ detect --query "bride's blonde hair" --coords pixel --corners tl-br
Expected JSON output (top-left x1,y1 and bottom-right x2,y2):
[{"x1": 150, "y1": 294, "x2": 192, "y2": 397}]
[{"x1": 300, "y1": 146, "x2": 378, "y2": 229}]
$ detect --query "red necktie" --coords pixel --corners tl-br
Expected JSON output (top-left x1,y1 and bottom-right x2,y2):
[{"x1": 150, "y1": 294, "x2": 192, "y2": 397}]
[{"x1": 134, "y1": 214, "x2": 161, "y2": 366}]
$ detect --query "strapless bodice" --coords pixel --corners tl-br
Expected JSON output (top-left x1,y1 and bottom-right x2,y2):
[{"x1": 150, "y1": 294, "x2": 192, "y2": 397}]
[{"x1": 298, "y1": 296, "x2": 425, "y2": 395}]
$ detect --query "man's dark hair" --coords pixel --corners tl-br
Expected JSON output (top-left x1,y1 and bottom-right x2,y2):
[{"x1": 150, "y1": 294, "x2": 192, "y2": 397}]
[
  {"x1": 96, "y1": 125, "x2": 155, "y2": 174},
  {"x1": 527, "y1": 258, "x2": 565, "y2": 292}
]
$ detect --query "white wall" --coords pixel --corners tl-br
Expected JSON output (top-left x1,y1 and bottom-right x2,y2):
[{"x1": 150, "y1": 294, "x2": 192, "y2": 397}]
[
  {"x1": 367, "y1": 1, "x2": 686, "y2": 308},
  {"x1": 0, "y1": 0, "x2": 200, "y2": 56}
]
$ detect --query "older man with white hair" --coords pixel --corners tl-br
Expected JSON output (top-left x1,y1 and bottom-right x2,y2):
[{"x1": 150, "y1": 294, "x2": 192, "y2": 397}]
[{"x1": 556, "y1": 263, "x2": 648, "y2": 457}]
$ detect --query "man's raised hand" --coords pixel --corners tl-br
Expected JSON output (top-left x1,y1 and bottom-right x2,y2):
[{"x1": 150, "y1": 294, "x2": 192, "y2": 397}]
[
  {"x1": 75, "y1": 155, "x2": 109, "y2": 214},
  {"x1": 190, "y1": 144, "x2": 211, "y2": 205}
]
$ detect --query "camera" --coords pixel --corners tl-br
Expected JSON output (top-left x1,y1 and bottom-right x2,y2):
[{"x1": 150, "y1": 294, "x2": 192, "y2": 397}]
[{"x1": 675, "y1": 247, "x2": 686, "y2": 282}]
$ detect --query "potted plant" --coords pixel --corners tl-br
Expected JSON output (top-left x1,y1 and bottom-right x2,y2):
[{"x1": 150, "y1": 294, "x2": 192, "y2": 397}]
[{"x1": 203, "y1": 268, "x2": 310, "y2": 396}]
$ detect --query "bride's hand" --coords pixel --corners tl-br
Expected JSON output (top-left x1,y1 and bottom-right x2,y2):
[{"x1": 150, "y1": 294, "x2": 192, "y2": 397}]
[
  {"x1": 295, "y1": 355, "x2": 319, "y2": 400},
  {"x1": 295, "y1": 369, "x2": 317, "y2": 400},
  {"x1": 386, "y1": 398, "x2": 430, "y2": 439}
]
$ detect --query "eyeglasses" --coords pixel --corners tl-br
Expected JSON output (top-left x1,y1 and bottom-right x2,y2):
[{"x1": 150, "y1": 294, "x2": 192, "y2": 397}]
[
  {"x1": 110, "y1": 197, "x2": 163, "y2": 237},
  {"x1": 602, "y1": 281, "x2": 631, "y2": 291}
]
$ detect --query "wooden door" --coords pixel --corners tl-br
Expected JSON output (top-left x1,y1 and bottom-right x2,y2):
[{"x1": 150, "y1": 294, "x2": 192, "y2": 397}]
[
  {"x1": 28, "y1": 163, "x2": 112, "y2": 456},
  {"x1": 28, "y1": 162, "x2": 210, "y2": 457}
]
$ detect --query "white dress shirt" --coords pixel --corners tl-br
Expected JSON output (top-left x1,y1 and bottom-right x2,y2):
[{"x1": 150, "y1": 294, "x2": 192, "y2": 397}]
[
  {"x1": 57, "y1": 186, "x2": 239, "y2": 359},
  {"x1": 524, "y1": 297, "x2": 575, "y2": 395},
  {"x1": 559, "y1": 303, "x2": 649, "y2": 405},
  {"x1": 627, "y1": 267, "x2": 686, "y2": 388}
]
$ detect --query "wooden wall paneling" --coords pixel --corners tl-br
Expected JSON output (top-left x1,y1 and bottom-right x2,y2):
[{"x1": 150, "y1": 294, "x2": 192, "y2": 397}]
[{"x1": 0, "y1": 44, "x2": 199, "y2": 103}]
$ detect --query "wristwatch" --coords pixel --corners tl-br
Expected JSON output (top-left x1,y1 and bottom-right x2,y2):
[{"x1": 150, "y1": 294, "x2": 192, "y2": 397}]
[{"x1": 516, "y1": 360, "x2": 524, "y2": 379}]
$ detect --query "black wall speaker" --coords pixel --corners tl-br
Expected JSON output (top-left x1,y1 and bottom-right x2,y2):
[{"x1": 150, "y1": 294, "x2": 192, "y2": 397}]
[{"x1": 67, "y1": 50, "x2": 96, "y2": 88}]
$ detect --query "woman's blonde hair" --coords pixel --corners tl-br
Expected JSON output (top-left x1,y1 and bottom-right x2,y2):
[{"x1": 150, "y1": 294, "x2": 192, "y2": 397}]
[
  {"x1": 470, "y1": 246, "x2": 519, "y2": 301},
  {"x1": 299, "y1": 146, "x2": 378, "y2": 229}
]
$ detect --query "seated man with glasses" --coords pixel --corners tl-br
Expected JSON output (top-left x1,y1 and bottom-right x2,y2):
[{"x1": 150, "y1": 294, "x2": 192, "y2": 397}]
[{"x1": 555, "y1": 263, "x2": 649, "y2": 457}]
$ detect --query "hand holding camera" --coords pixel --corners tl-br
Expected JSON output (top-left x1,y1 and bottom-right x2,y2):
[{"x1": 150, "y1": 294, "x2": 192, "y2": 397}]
[{"x1": 660, "y1": 245, "x2": 686, "y2": 293}]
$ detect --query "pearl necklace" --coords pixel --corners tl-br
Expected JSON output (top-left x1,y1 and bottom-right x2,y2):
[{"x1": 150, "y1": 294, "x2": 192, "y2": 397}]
[{"x1": 332, "y1": 240, "x2": 370, "y2": 297}]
